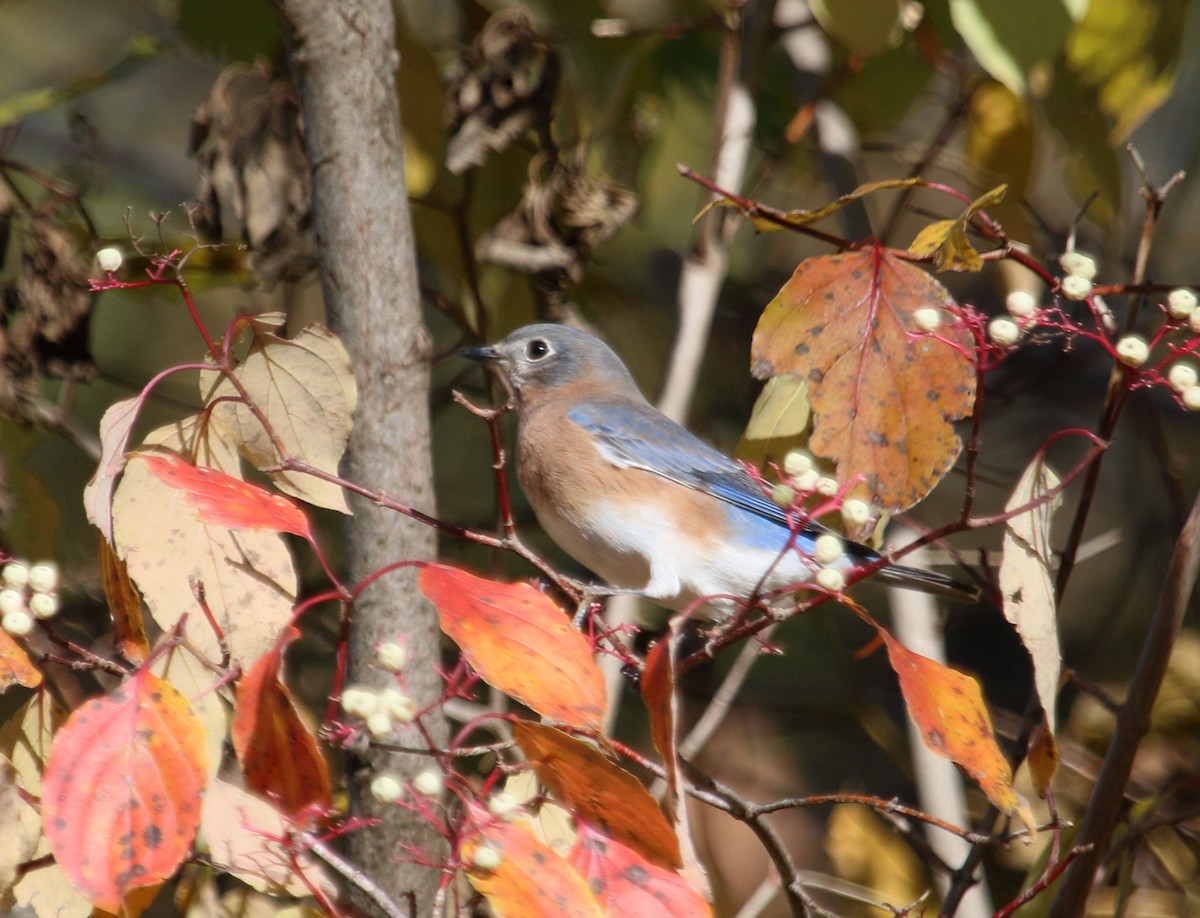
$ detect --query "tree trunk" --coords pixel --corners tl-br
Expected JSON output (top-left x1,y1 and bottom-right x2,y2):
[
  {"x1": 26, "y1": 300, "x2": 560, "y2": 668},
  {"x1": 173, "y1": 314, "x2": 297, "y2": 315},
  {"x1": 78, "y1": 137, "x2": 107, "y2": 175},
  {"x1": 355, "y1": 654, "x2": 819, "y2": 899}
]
[{"x1": 272, "y1": 1, "x2": 446, "y2": 913}]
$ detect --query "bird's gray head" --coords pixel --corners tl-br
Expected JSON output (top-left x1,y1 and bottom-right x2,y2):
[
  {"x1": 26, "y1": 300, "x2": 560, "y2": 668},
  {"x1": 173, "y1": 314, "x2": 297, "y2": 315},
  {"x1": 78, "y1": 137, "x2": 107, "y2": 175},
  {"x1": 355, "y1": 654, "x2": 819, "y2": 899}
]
[{"x1": 461, "y1": 323, "x2": 642, "y2": 405}]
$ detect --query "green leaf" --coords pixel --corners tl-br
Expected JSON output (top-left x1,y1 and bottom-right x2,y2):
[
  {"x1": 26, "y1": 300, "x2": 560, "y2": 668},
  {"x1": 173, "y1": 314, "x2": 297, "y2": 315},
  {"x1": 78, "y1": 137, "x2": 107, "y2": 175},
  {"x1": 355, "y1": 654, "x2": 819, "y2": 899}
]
[
  {"x1": 810, "y1": 0, "x2": 903, "y2": 57},
  {"x1": 1065, "y1": 0, "x2": 1186, "y2": 140},
  {"x1": 949, "y1": 0, "x2": 1079, "y2": 96},
  {"x1": 0, "y1": 37, "x2": 162, "y2": 128}
]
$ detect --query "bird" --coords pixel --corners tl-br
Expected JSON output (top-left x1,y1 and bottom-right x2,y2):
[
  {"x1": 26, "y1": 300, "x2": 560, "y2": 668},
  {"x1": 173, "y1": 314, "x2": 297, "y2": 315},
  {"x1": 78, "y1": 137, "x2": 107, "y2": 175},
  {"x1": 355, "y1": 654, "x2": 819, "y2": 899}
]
[{"x1": 462, "y1": 323, "x2": 979, "y2": 619}]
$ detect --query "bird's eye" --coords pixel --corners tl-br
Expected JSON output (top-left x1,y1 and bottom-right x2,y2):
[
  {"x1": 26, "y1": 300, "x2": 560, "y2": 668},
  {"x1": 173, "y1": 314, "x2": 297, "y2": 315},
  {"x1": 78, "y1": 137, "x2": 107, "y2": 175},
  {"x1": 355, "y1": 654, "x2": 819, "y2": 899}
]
[{"x1": 525, "y1": 339, "x2": 551, "y2": 360}]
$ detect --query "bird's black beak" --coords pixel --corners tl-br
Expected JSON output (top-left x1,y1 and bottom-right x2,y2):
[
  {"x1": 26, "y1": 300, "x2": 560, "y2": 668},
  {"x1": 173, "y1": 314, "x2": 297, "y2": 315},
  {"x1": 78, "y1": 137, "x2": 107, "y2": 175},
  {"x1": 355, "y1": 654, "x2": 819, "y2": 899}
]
[{"x1": 460, "y1": 344, "x2": 500, "y2": 363}]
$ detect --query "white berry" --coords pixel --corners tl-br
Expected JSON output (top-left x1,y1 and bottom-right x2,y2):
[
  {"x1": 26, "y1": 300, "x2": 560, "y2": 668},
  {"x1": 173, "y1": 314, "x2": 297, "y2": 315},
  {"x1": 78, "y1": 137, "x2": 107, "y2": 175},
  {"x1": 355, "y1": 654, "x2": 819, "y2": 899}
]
[
  {"x1": 1059, "y1": 251, "x2": 1097, "y2": 280},
  {"x1": 2, "y1": 610, "x2": 33, "y2": 637},
  {"x1": 472, "y1": 843, "x2": 502, "y2": 871},
  {"x1": 341, "y1": 687, "x2": 378, "y2": 719},
  {"x1": 841, "y1": 499, "x2": 871, "y2": 527},
  {"x1": 412, "y1": 769, "x2": 443, "y2": 797},
  {"x1": 29, "y1": 593, "x2": 58, "y2": 620},
  {"x1": 1168, "y1": 288, "x2": 1197, "y2": 319},
  {"x1": 814, "y1": 534, "x2": 844, "y2": 565},
  {"x1": 1168, "y1": 363, "x2": 1198, "y2": 393},
  {"x1": 365, "y1": 711, "x2": 394, "y2": 739},
  {"x1": 815, "y1": 568, "x2": 846, "y2": 592},
  {"x1": 793, "y1": 469, "x2": 820, "y2": 493},
  {"x1": 816, "y1": 476, "x2": 839, "y2": 496},
  {"x1": 912, "y1": 307, "x2": 941, "y2": 332},
  {"x1": 95, "y1": 247, "x2": 123, "y2": 273},
  {"x1": 1115, "y1": 335, "x2": 1149, "y2": 368},
  {"x1": 1005, "y1": 290, "x2": 1039, "y2": 318},
  {"x1": 771, "y1": 484, "x2": 795, "y2": 508},
  {"x1": 783, "y1": 450, "x2": 813, "y2": 477},
  {"x1": 379, "y1": 687, "x2": 417, "y2": 724},
  {"x1": 370, "y1": 773, "x2": 404, "y2": 803},
  {"x1": 27, "y1": 563, "x2": 58, "y2": 594},
  {"x1": 2, "y1": 563, "x2": 29, "y2": 590},
  {"x1": 1060, "y1": 274, "x2": 1093, "y2": 301},
  {"x1": 988, "y1": 317, "x2": 1021, "y2": 347},
  {"x1": 1183, "y1": 386, "x2": 1200, "y2": 411},
  {"x1": 0, "y1": 589, "x2": 24, "y2": 617},
  {"x1": 488, "y1": 792, "x2": 519, "y2": 819},
  {"x1": 377, "y1": 641, "x2": 408, "y2": 672}
]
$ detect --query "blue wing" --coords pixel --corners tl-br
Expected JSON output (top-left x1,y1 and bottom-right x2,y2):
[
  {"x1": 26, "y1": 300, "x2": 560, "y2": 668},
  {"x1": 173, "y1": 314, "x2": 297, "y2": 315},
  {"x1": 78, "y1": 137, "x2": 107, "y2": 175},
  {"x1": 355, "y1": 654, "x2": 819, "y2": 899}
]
[
  {"x1": 566, "y1": 399, "x2": 980, "y2": 601},
  {"x1": 568, "y1": 399, "x2": 811, "y2": 532}
]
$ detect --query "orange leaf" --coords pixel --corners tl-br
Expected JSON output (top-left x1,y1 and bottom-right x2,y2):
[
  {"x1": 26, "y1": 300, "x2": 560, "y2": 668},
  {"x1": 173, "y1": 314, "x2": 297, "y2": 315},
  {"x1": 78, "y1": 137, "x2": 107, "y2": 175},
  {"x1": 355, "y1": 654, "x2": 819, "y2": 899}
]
[
  {"x1": 463, "y1": 815, "x2": 603, "y2": 918},
  {"x1": 570, "y1": 825, "x2": 711, "y2": 917},
  {"x1": 877, "y1": 626, "x2": 1035, "y2": 834},
  {"x1": 642, "y1": 636, "x2": 679, "y2": 821},
  {"x1": 418, "y1": 565, "x2": 606, "y2": 731},
  {"x1": 99, "y1": 533, "x2": 149, "y2": 664},
  {"x1": 1027, "y1": 717, "x2": 1059, "y2": 799},
  {"x1": 136, "y1": 452, "x2": 312, "y2": 539},
  {"x1": 232, "y1": 627, "x2": 331, "y2": 816},
  {"x1": 512, "y1": 721, "x2": 681, "y2": 869},
  {"x1": 42, "y1": 670, "x2": 209, "y2": 911},
  {"x1": 0, "y1": 629, "x2": 41, "y2": 691},
  {"x1": 752, "y1": 246, "x2": 976, "y2": 511}
]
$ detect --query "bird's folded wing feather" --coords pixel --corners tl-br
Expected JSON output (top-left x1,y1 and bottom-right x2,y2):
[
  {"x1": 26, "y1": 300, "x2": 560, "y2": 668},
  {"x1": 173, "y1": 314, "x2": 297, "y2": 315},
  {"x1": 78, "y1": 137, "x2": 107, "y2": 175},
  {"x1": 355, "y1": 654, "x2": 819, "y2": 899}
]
[{"x1": 567, "y1": 400, "x2": 805, "y2": 530}]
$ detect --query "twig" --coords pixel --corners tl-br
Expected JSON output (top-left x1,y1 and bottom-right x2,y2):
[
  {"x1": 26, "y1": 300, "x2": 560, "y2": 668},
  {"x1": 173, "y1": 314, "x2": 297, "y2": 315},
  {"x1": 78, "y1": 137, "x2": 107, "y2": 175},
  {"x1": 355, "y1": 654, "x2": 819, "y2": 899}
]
[
  {"x1": 299, "y1": 831, "x2": 413, "y2": 918},
  {"x1": 1048, "y1": 484, "x2": 1200, "y2": 914}
]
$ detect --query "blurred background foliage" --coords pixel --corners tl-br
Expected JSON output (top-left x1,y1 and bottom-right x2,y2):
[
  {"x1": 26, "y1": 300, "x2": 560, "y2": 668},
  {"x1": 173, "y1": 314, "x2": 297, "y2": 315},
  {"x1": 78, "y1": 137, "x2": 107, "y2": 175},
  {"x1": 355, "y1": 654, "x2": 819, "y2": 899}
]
[{"x1": 3, "y1": 0, "x2": 1200, "y2": 911}]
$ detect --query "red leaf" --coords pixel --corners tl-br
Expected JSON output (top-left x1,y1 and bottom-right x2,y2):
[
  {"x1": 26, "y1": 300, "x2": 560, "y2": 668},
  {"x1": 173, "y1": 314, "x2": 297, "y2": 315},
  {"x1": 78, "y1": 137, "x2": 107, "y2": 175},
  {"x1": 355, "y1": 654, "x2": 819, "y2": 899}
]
[
  {"x1": 42, "y1": 670, "x2": 209, "y2": 911},
  {"x1": 512, "y1": 721, "x2": 681, "y2": 869},
  {"x1": 463, "y1": 813, "x2": 603, "y2": 918},
  {"x1": 418, "y1": 565, "x2": 606, "y2": 731},
  {"x1": 232, "y1": 626, "x2": 331, "y2": 816},
  {"x1": 570, "y1": 825, "x2": 711, "y2": 917},
  {"x1": 136, "y1": 452, "x2": 312, "y2": 538},
  {"x1": 752, "y1": 246, "x2": 976, "y2": 511}
]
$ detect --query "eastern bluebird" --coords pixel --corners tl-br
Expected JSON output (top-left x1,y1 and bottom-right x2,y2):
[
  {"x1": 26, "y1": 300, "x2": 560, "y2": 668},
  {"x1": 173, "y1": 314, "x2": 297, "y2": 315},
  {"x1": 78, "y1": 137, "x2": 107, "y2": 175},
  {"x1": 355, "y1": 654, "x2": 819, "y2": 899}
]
[{"x1": 463, "y1": 323, "x2": 978, "y2": 618}]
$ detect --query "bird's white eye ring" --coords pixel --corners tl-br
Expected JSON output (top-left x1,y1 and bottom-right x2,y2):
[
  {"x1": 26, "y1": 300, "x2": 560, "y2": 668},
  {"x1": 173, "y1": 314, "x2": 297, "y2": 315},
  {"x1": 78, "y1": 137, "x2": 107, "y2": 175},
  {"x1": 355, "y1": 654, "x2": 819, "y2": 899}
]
[{"x1": 526, "y1": 339, "x2": 551, "y2": 360}]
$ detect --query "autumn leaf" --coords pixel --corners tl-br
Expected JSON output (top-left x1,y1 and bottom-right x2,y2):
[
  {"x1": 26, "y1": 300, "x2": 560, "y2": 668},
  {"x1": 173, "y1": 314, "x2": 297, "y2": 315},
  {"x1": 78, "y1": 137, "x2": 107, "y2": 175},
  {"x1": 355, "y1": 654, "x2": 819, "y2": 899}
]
[
  {"x1": 752, "y1": 246, "x2": 976, "y2": 511},
  {"x1": 512, "y1": 721, "x2": 681, "y2": 869},
  {"x1": 98, "y1": 535, "x2": 149, "y2": 663},
  {"x1": 908, "y1": 184, "x2": 1006, "y2": 272},
  {"x1": 201, "y1": 780, "x2": 334, "y2": 898},
  {"x1": 112, "y1": 453, "x2": 297, "y2": 664},
  {"x1": 569, "y1": 825, "x2": 711, "y2": 918},
  {"x1": 463, "y1": 814, "x2": 603, "y2": 918},
  {"x1": 1027, "y1": 717, "x2": 1059, "y2": 799},
  {"x1": 233, "y1": 627, "x2": 332, "y2": 816},
  {"x1": 876, "y1": 625, "x2": 1035, "y2": 835},
  {"x1": 199, "y1": 315, "x2": 356, "y2": 514},
  {"x1": 0, "y1": 628, "x2": 41, "y2": 690},
  {"x1": 42, "y1": 670, "x2": 209, "y2": 912},
  {"x1": 83, "y1": 395, "x2": 143, "y2": 543},
  {"x1": 0, "y1": 755, "x2": 41, "y2": 903},
  {"x1": 1000, "y1": 454, "x2": 1063, "y2": 738},
  {"x1": 641, "y1": 625, "x2": 712, "y2": 900},
  {"x1": 138, "y1": 450, "x2": 313, "y2": 539},
  {"x1": 418, "y1": 564, "x2": 606, "y2": 731},
  {"x1": 0, "y1": 656, "x2": 85, "y2": 916}
]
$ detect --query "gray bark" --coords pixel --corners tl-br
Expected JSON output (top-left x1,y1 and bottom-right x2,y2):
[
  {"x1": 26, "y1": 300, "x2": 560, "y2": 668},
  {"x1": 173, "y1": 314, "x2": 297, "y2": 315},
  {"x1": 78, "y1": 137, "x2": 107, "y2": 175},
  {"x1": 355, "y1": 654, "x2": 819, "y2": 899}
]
[{"x1": 271, "y1": 1, "x2": 446, "y2": 913}]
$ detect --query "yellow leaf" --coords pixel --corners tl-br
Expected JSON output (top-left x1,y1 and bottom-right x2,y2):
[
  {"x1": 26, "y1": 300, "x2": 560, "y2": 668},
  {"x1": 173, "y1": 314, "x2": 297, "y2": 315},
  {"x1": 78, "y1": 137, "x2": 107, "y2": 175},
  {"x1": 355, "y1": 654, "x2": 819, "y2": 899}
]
[
  {"x1": 908, "y1": 185, "x2": 1006, "y2": 272},
  {"x1": 200, "y1": 317, "x2": 357, "y2": 514},
  {"x1": 1000, "y1": 455, "x2": 1062, "y2": 737},
  {"x1": 112, "y1": 455, "x2": 297, "y2": 664}
]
